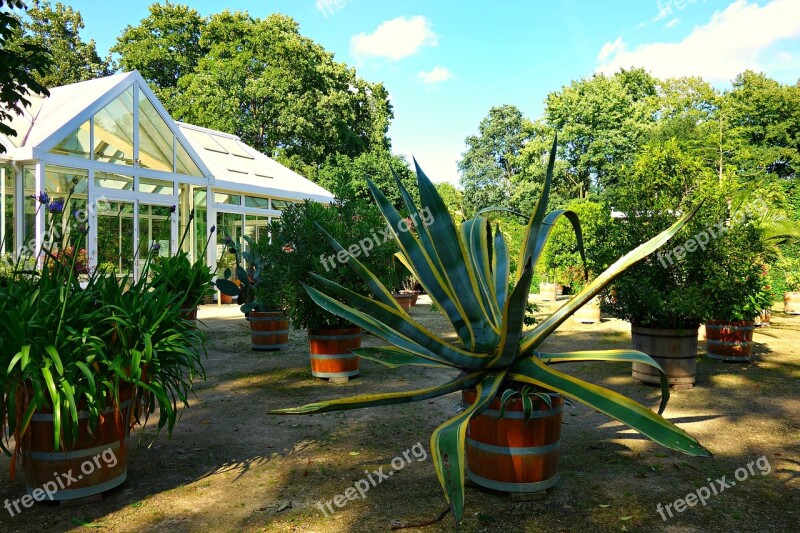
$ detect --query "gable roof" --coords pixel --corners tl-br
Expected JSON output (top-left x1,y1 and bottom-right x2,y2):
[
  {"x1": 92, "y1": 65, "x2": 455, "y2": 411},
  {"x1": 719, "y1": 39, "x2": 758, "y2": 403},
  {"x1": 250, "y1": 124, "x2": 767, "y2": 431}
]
[{"x1": 178, "y1": 122, "x2": 334, "y2": 204}]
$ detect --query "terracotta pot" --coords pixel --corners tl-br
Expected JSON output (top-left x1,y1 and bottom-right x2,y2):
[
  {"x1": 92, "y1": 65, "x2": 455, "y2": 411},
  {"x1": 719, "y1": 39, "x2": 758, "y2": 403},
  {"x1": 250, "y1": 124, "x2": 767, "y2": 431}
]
[
  {"x1": 180, "y1": 306, "x2": 198, "y2": 325},
  {"x1": 785, "y1": 292, "x2": 800, "y2": 315},
  {"x1": 631, "y1": 326, "x2": 698, "y2": 388},
  {"x1": 463, "y1": 388, "x2": 563, "y2": 493},
  {"x1": 307, "y1": 327, "x2": 361, "y2": 379},
  {"x1": 250, "y1": 311, "x2": 289, "y2": 350},
  {"x1": 22, "y1": 386, "x2": 133, "y2": 500},
  {"x1": 392, "y1": 292, "x2": 414, "y2": 311},
  {"x1": 706, "y1": 320, "x2": 755, "y2": 362}
]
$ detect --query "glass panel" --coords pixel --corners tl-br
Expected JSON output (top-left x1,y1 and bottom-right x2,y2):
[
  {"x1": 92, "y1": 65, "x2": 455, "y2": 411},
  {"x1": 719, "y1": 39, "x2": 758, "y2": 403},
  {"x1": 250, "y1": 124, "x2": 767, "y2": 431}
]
[
  {"x1": 270, "y1": 199, "x2": 293, "y2": 211},
  {"x1": 217, "y1": 211, "x2": 243, "y2": 271},
  {"x1": 44, "y1": 166, "x2": 88, "y2": 254},
  {"x1": 245, "y1": 196, "x2": 270, "y2": 209},
  {"x1": 244, "y1": 214, "x2": 270, "y2": 250},
  {"x1": 96, "y1": 201, "x2": 135, "y2": 275},
  {"x1": 214, "y1": 193, "x2": 241, "y2": 205},
  {"x1": 93, "y1": 87, "x2": 134, "y2": 166},
  {"x1": 139, "y1": 177, "x2": 173, "y2": 195},
  {"x1": 95, "y1": 171, "x2": 133, "y2": 191},
  {"x1": 215, "y1": 136, "x2": 254, "y2": 159},
  {"x1": 185, "y1": 129, "x2": 227, "y2": 153},
  {"x1": 1, "y1": 165, "x2": 14, "y2": 256},
  {"x1": 176, "y1": 140, "x2": 204, "y2": 176},
  {"x1": 23, "y1": 165, "x2": 36, "y2": 256},
  {"x1": 138, "y1": 93, "x2": 173, "y2": 172},
  {"x1": 49, "y1": 120, "x2": 91, "y2": 159},
  {"x1": 191, "y1": 188, "x2": 207, "y2": 263},
  {"x1": 138, "y1": 204, "x2": 172, "y2": 271}
]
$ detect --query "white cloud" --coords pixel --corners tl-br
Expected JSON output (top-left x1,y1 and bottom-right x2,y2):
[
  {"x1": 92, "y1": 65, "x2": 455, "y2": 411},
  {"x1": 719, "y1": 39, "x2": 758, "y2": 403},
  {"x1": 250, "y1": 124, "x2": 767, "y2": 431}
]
[
  {"x1": 350, "y1": 16, "x2": 437, "y2": 61},
  {"x1": 417, "y1": 66, "x2": 453, "y2": 84},
  {"x1": 597, "y1": 0, "x2": 800, "y2": 81},
  {"x1": 597, "y1": 36, "x2": 625, "y2": 63},
  {"x1": 665, "y1": 17, "x2": 681, "y2": 28}
]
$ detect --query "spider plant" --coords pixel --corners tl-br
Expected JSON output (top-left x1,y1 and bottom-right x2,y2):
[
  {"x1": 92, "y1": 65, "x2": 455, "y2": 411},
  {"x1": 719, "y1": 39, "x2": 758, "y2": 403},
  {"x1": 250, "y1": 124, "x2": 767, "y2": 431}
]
[{"x1": 272, "y1": 137, "x2": 711, "y2": 525}]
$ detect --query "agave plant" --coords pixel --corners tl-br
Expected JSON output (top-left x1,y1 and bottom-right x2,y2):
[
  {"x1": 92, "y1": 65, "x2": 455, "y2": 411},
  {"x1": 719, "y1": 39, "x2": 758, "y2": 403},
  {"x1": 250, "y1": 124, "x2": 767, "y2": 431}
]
[{"x1": 272, "y1": 138, "x2": 711, "y2": 525}]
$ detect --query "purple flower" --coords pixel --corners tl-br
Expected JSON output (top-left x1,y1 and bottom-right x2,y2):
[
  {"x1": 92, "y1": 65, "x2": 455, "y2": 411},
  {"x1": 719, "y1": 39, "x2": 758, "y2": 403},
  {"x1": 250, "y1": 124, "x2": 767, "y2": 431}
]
[
  {"x1": 210, "y1": 225, "x2": 216, "y2": 234},
  {"x1": 48, "y1": 200, "x2": 64, "y2": 214},
  {"x1": 170, "y1": 205, "x2": 177, "y2": 213},
  {"x1": 37, "y1": 192, "x2": 50, "y2": 205},
  {"x1": 152, "y1": 242, "x2": 161, "y2": 252},
  {"x1": 77, "y1": 223, "x2": 88, "y2": 235}
]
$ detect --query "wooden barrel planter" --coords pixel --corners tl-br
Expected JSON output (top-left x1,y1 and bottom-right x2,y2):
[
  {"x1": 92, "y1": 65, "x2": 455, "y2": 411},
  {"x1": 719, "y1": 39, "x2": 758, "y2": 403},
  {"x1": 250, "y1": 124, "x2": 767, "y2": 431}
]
[
  {"x1": 308, "y1": 327, "x2": 361, "y2": 379},
  {"x1": 22, "y1": 387, "x2": 133, "y2": 501},
  {"x1": 754, "y1": 309, "x2": 771, "y2": 328},
  {"x1": 463, "y1": 389, "x2": 562, "y2": 493},
  {"x1": 785, "y1": 292, "x2": 800, "y2": 315},
  {"x1": 631, "y1": 326, "x2": 698, "y2": 388},
  {"x1": 392, "y1": 293, "x2": 414, "y2": 311},
  {"x1": 180, "y1": 306, "x2": 198, "y2": 325},
  {"x1": 539, "y1": 283, "x2": 558, "y2": 302},
  {"x1": 706, "y1": 320, "x2": 755, "y2": 362},
  {"x1": 408, "y1": 291, "x2": 420, "y2": 306},
  {"x1": 573, "y1": 296, "x2": 602, "y2": 324},
  {"x1": 250, "y1": 311, "x2": 289, "y2": 350}
]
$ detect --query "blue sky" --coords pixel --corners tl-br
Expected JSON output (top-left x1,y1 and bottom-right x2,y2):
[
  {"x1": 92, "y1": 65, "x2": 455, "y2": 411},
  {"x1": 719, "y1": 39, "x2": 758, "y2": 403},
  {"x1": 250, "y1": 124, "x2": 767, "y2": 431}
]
[{"x1": 65, "y1": 0, "x2": 800, "y2": 184}]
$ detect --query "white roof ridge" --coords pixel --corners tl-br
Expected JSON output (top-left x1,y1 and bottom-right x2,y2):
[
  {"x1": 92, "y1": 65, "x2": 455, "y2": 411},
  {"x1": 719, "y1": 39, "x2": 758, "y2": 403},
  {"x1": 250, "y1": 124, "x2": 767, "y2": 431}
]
[{"x1": 176, "y1": 122, "x2": 241, "y2": 141}]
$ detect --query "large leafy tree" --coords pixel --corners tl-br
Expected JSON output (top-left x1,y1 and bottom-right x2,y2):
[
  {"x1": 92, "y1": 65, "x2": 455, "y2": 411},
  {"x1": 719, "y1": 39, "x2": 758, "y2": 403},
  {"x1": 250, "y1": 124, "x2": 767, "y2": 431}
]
[
  {"x1": 13, "y1": 0, "x2": 112, "y2": 88},
  {"x1": 115, "y1": 10, "x2": 392, "y2": 180},
  {"x1": 111, "y1": 1, "x2": 207, "y2": 102},
  {"x1": 0, "y1": 0, "x2": 49, "y2": 153},
  {"x1": 458, "y1": 105, "x2": 534, "y2": 215},
  {"x1": 543, "y1": 68, "x2": 658, "y2": 196}
]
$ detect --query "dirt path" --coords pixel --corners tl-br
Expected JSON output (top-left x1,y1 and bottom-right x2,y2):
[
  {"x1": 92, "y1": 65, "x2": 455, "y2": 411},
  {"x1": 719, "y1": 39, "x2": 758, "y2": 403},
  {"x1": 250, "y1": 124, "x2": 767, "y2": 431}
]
[{"x1": 1, "y1": 297, "x2": 798, "y2": 532}]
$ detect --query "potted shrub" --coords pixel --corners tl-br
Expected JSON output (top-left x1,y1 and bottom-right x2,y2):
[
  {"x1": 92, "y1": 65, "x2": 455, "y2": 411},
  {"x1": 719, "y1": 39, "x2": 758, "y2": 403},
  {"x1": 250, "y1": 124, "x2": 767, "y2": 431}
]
[
  {"x1": 216, "y1": 232, "x2": 289, "y2": 351},
  {"x1": 271, "y1": 192, "x2": 396, "y2": 380},
  {"x1": 272, "y1": 139, "x2": 710, "y2": 526},
  {"x1": 700, "y1": 219, "x2": 773, "y2": 361},
  {"x1": 215, "y1": 244, "x2": 239, "y2": 305},
  {"x1": 0, "y1": 202, "x2": 206, "y2": 500},
  {"x1": 149, "y1": 212, "x2": 216, "y2": 324},
  {"x1": 779, "y1": 254, "x2": 800, "y2": 315}
]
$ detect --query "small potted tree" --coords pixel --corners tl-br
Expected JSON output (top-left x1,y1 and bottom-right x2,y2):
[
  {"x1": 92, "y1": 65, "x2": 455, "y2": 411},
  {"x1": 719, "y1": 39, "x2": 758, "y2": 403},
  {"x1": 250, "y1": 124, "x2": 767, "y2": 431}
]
[
  {"x1": 779, "y1": 254, "x2": 800, "y2": 314},
  {"x1": 272, "y1": 193, "x2": 395, "y2": 380},
  {"x1": 216, "y1": 232, "x2": 289, "y2": 351}
]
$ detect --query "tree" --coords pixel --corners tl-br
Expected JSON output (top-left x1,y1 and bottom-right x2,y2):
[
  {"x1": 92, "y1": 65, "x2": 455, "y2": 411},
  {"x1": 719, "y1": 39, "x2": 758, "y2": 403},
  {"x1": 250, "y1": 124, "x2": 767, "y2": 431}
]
[
  {"x1": 14, "y1": 0, "x2": 112, "y2": 88},
  {"x1": 434, "y1": 182, "x2": 464, "y2": 220},
  {"x1": 458, "y1": 105, "x2": 534, "y2": 214},
  {"x1": 111, "y1": 2, "x2": 207, "y2": 102},
  {"x1": 315, "y1": 150, "x2": 417, "y2": 210},
  {"x1": 543, "y1": 68, "x2": 657, "y2": 196},
  {"x1": 115, "y1": 11, "x2": 392, "y2": 180},
  {"x1": 0, "y1": 0, "x2": 49, "y2": 153}
]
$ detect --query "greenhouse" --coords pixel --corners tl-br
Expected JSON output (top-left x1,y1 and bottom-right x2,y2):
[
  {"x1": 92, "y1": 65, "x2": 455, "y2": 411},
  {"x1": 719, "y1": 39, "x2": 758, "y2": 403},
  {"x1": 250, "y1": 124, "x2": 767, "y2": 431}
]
[{"x1": 0, "y1": 71, "x2": 333, "y2": 278}]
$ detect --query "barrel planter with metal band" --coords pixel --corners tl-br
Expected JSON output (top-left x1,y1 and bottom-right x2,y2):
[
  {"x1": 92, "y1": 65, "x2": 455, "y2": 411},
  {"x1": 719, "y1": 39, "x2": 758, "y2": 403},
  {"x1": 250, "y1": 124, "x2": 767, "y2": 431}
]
[
  {"x1": 462, "y1": 388, "x2": 563, "y2": 493},
  {"x1": 706, "y1": 320, "x2": 755, "y2": 362},
  {"x1": 754, "y1": 309, "x2": 771, "y2": 327},
  {"x1": 250, "y1": 311, "x2": 289, "y2": 350},
  {"x1": 785, "y1": 292, "x2": 800, "y2": 315},
  {"x1": 631, "y1": 326, "x2": 698, "y2": 388},
  {"x1": 22, "y1": 388, "x2": 133, "y2": 501},
  {"x1": 573, "y1": 296, "x2": 602, "y2": 324},
  {"x1": 180, "y1": 306, "x2": 198, "y2": 325},
  {"x1": 308, "y1": 327, "x2": 361, "y2": 379},
  {"x1": 539, "y1": 283, "x2": 558, "y2": 302}
]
